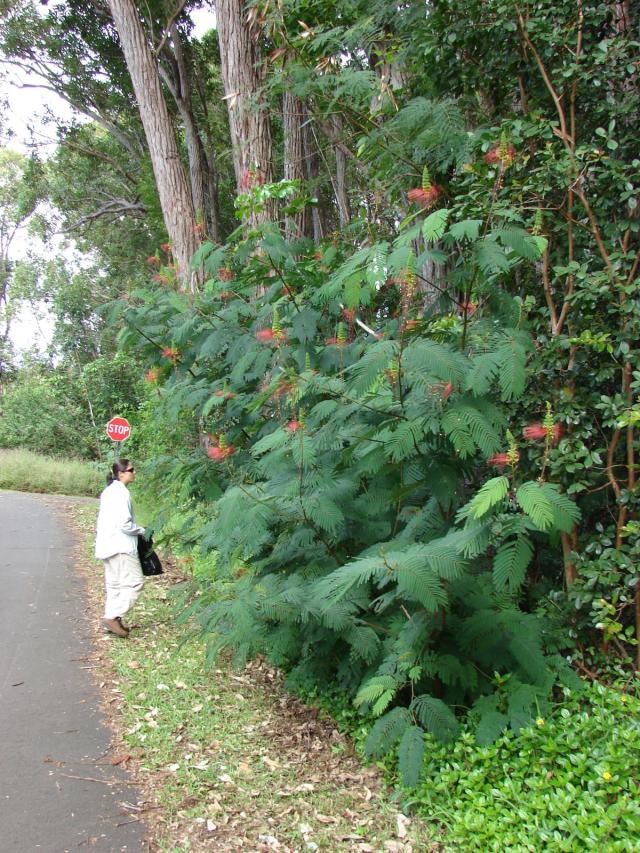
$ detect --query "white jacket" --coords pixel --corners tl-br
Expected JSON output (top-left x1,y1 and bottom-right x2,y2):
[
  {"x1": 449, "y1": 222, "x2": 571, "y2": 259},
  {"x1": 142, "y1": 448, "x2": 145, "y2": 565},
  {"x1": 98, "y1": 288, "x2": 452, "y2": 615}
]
[{"x1": 95, "y1": 480, "x2": 145, "y2": 560}]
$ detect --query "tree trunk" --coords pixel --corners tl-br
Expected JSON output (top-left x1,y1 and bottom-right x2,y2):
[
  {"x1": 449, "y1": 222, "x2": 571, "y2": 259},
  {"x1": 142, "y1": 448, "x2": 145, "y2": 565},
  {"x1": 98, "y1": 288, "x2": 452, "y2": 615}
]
[
  {"x1": 332, "y1": 116, "x2": 350, "y2": 227},
  {"x1": 193, "y1": 64, "x2": 221, "y2": 243},
  {"x1": 215, "y1": 0, "x2": 273, "y2": 224},
  {"x1": 283, "y1": 91, "x2": 308, "y2": 240},
  {"x1": 107, "y1": 0, "x2": 201, "y2": 289},
  {"x1": 303, "y1": 120, "x2": 324, "y2": 242},
  {"x1": 159, "y1": 25, "x2": 208, "y2": 229}
]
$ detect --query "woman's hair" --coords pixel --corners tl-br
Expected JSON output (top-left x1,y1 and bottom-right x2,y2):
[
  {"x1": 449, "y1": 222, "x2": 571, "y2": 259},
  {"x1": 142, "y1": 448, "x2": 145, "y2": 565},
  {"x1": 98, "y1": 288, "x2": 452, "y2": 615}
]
[{"x1": 107, "y1": 459, "x2": 131, "y2": 485}]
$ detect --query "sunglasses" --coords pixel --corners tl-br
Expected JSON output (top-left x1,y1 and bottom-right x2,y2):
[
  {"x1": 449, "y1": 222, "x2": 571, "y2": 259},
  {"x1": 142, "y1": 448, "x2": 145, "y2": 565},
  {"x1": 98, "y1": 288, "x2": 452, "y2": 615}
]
[{"x1": 124, "y1": 467, "x2": 135, "y2": 473}]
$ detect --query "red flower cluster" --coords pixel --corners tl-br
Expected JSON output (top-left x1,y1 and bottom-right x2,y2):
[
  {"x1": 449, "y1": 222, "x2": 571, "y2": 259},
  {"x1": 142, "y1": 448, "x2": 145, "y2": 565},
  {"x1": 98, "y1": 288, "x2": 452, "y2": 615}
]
[
  {"x1": 162, "y1": 347, "x2": 179, "y2": 361},
  {"x1": 269, "y1": 382, "x2": 295, "y2": 402},
  {"x1": 144, "y1": 368, "x2": 160, "y2": 383},
  {"x1": 256, "y1": 328, "x2": 286, "y2": 344},
  {"x1": 207, "y1": 444, "x2": 236, "y2": 462},
  {"x1": 286, "y1": 420, "x2": 303, "y2": 432},
  {"x1": 407, "y1": 185, "x2": 441, "y2": 209},
  {"x1": 218, "y1": 267, "x2": 234, "y2": 282},
  {"x1": 240, "y1": 168, "x2": 265, "y2": 191},
  {"x1": 487, "y1": 452, "x2": 511, "y2": 468},
  {"x1": 523, "y1": 422, "x2": 562, "y2": 444},
  {"x1": 146, "y1": 255, "x2": 160, "y2": 266},
  {"x1": 428, "y1": 380, "x2": 452, "y2": 400},
  {"x1": 484, "y1": 143, "x2": 516, "y2": 167},
  {"x1": 160, "y1": 243, "x2": 172, "y2": 254}
]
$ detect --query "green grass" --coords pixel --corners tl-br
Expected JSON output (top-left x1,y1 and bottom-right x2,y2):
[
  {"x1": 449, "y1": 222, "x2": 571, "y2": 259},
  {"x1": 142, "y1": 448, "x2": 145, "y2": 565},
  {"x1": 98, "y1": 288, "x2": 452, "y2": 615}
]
[{"x1": 0, "y1": 448, "x2": 103, "y2": 496}]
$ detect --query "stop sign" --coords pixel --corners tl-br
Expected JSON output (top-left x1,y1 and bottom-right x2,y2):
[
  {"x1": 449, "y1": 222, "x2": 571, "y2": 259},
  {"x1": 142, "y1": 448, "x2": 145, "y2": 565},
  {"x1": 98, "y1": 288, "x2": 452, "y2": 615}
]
[{"x1": 106, "y1": 417, "x2": 131, "y2": 442}]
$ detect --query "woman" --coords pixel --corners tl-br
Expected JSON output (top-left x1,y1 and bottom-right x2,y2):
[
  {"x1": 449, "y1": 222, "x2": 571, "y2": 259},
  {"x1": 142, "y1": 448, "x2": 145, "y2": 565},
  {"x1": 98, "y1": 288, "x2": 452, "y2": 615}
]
[{"x1": 95, "y1": 459, "x2": 145, "y2": 638}]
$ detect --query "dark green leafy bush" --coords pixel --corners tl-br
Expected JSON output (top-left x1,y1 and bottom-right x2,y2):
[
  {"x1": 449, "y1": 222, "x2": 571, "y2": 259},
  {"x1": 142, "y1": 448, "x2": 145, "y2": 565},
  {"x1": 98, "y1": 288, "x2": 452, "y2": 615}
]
[{"x1": 115, "y1": 207, "x2": 582, "y2": 781}]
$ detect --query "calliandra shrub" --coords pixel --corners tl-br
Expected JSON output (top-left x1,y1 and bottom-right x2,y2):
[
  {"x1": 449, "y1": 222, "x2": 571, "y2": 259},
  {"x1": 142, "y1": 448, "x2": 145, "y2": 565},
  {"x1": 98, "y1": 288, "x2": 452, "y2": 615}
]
[{"x1": 114, "y1": 206, "x2": 582, "y2": 786}]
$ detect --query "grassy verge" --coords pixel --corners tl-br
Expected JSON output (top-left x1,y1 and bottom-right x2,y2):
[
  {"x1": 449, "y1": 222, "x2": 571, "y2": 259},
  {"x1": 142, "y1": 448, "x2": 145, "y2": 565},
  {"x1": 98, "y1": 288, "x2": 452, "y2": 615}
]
[
  {"x1": 0, "y1": 448, "x2": 103, "y2": 496},
  {"x1": 69, "y1": 503, "x2": 437, "y2": 852}
]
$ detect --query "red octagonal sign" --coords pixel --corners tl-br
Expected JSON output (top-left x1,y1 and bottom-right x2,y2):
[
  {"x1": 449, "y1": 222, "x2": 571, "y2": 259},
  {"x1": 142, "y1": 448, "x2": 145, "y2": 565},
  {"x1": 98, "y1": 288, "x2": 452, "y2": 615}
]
[{"x1": 106, "y1": 416, "x2": 131, "y2": 442}]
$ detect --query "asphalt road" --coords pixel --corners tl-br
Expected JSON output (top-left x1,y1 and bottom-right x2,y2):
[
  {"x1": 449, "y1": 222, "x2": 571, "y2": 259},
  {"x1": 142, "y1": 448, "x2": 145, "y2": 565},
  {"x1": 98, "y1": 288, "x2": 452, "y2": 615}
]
[{"x1": 0, "y1": 491, "x2": 149, "y2": 852}]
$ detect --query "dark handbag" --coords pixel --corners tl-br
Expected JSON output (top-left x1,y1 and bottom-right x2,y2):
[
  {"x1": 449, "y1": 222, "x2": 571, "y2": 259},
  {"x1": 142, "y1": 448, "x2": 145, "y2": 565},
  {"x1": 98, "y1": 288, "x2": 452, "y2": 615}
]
[{"x1": 137, "y1": 534, "x2": 164, "y2": 576}]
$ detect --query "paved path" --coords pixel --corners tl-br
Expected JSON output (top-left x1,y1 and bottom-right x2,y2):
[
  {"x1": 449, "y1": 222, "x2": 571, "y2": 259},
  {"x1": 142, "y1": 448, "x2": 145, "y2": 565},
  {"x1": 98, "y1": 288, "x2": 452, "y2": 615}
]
[{"x1": 0, "y1": 491, "x2": 149, "y2": 852}]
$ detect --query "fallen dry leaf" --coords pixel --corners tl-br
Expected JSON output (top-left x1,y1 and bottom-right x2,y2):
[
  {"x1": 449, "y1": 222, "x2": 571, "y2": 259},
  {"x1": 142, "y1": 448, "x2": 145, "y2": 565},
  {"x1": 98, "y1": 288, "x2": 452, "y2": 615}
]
[{"x1": 396, "y1": 812, "x2": 411, "y2": 839}]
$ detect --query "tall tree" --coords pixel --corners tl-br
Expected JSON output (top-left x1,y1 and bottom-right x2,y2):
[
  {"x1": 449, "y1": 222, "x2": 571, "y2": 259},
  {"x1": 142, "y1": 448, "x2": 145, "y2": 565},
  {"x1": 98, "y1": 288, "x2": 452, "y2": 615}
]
[
  {"x1": 215, "y1": 0, "x2": 273, "y2": 223},
  {"x1": 106, "y1": 0, "x2": 201, "y2": 287},
  {"x1": 0, "y1": 149, "x2": 46, "y2": 389}
]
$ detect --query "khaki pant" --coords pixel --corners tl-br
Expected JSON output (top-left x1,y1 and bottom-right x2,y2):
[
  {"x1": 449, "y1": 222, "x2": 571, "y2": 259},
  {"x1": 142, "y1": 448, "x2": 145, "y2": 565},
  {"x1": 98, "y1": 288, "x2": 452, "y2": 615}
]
[{"x1": 103, "y1": 553, "x2": 144, "y2": 620}]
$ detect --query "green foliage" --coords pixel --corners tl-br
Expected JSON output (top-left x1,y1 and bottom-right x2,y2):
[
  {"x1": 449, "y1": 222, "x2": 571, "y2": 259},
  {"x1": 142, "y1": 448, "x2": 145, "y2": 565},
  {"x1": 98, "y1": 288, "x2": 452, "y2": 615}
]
[
  {"x1": 0, "y1": 355, "x2": 144, "y2": 460},
  {"x1": 10, "y1": 0, "x2": 638, "y2": 812},
  {"x1": 114, "y1": 200, "x2": 581, "y2": 778},
  {"x1": 404, "y1": 682, "x2": 640, "y2": 851}
]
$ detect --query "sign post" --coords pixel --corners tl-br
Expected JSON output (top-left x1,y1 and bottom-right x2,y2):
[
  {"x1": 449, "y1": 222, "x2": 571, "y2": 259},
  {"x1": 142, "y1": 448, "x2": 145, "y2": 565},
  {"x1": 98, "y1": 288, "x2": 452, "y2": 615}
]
[{"x1": 106, "y1": 417, "x2": 131, "y2": 457}]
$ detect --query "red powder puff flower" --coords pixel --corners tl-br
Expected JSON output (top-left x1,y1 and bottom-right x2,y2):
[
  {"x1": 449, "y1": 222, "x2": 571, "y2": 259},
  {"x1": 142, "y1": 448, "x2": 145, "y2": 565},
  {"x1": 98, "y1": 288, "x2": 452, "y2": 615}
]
[
  {"x1": 523, "y1": 423, "x2": 563, "y2": 444},
  {"x1": 460, "y1": 301, "x2": 477, "y2": 317},
  {"x1": 162, "y1": 347, "x2": 179, "y2": 360},
  {"x1": 207, "y1": 444, "x2": 236, "y2": 461},
  {"x1": 487, "y1": 452, "x2": 511, "y2": 468},
  {"x1": 484, "y1": 143, "x2": 516, "y2": 167},
  {"x1": 523, "y1": 423, "x2": 547, "y2": 441},
  {"x1": 407, "y1": 185, "x2": 442, "y2": 209},
  {"x1": 144, "y1": 368, "x2": 160, "y2": 383},
  {"x1": 256, "y1": 328, "x2": 286, "y2": 343},
  {"x1": 207, "y1": 445, "x2": 226, "y2": 461},
  {"x1": 240, "y1": 168, "x2": 265, "y2": 190},
  {"x1": 286, "y1": 420, "x2": 302, "y2": 432},
  {"x1": 160, "y1": 243, "x2": 172, "y2": 253},
  {"x1": 441, "y1": 381, "x2": 453, "y2": 400},
  {"x1": 146, "y1": 255, "x2": 160, "y2": 266},
  {"x1": 218, "y1": 267, "x2": 234, "y2": 282},
  {"x1": 256, "y1": 328, "x2": 276, "y2": 342},
  {"x1": 270, "y1": 382, "x2": 294, "y2": 401}
]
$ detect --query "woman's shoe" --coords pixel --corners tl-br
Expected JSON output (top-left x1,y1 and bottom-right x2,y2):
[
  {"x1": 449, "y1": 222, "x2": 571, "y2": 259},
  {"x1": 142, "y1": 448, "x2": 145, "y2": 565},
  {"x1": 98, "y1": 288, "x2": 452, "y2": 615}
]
[{"x1": 102, "y1": 617, "x2": 128, "y2": 638}]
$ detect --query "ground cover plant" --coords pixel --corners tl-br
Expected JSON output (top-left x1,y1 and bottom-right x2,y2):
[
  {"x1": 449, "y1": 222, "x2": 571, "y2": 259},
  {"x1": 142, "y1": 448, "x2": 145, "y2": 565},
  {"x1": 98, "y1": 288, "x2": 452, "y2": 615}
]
[{"x1": 403, "y1": 678, "x2": 640, "y2": 851}]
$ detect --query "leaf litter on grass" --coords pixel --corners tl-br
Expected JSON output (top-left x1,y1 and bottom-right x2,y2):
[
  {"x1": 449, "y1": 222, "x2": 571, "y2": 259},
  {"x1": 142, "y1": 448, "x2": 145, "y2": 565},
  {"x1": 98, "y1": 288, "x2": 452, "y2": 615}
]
[{"x1": 65, "y1": 502, "x2": 441, "y2": 852}]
